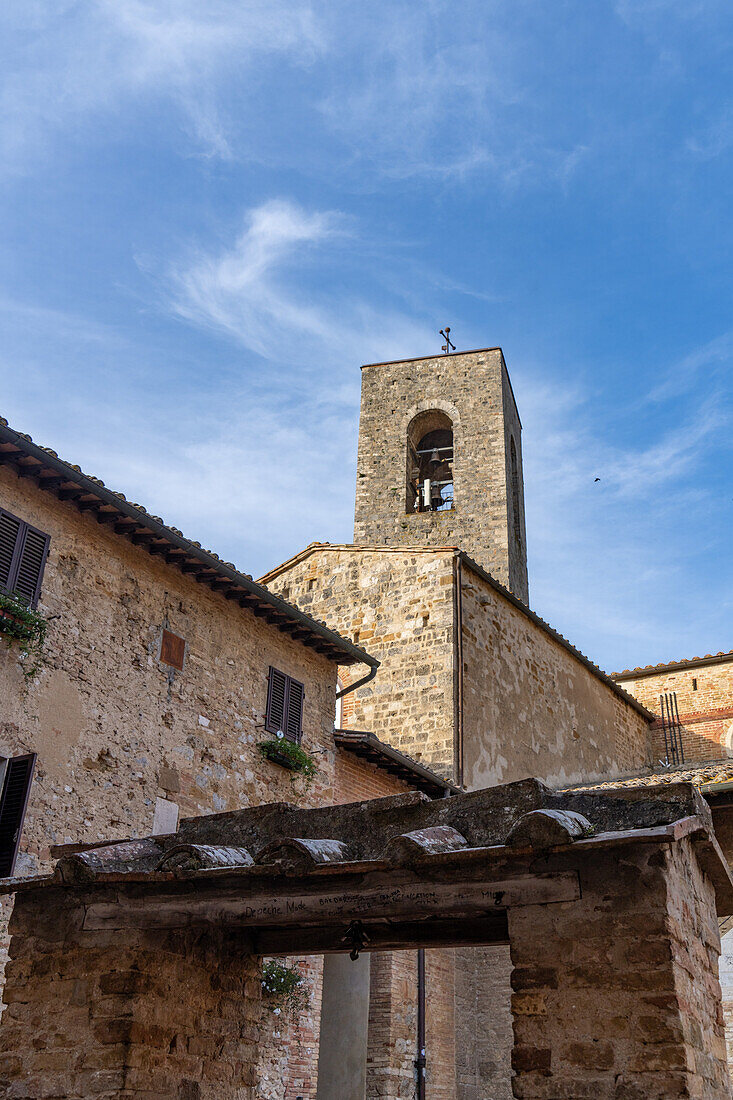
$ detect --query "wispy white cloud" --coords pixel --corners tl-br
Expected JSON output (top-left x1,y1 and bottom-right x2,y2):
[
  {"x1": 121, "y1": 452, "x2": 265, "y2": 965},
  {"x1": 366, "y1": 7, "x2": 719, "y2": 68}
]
[
  {"x1": 0, "y1": 0, "x2": 323, "y2": 169},
  {"x1": 164, "y1": 198, "x2": 432, "y2": 368},
  {"x1": 648, "y1": 331, "x2": 733, "y2": 402}
]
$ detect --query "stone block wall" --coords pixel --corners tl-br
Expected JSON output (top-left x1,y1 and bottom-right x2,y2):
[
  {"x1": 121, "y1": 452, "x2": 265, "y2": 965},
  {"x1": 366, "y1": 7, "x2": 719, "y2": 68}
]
[
  {"x1": 353, "y1": 349, "x2": 529, "y2": 604},
  {"x1": 262, "y1": 545, "x2": 652, "y2": 791},
  {"x1": 615, "y1": 656, "x2": 733, "y2": 763},
  {"x1": 0, "y1": 885, "x2": 262, "y2": 1099},
  {"x1": 460, "y1": 560, "x2": 651, "y2": 789},
  {"x1": 508, "y1": 838, "x2": 731, "y2": 1099},
  {"x1": 263, "y1": 546, "x2": 457, "y2": 779}
]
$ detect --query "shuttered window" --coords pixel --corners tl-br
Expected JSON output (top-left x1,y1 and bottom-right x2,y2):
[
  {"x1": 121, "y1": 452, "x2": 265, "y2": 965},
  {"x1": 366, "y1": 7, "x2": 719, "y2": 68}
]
[
  {"x1": 265, "y1": 667, "x2": 305, "y2": 743},
  {"x1": 0, "y1": 508, "x2": 50, "y2": 609},
  {"x1": 0, "y1": 754, "x2": 36, "y2": 878}
]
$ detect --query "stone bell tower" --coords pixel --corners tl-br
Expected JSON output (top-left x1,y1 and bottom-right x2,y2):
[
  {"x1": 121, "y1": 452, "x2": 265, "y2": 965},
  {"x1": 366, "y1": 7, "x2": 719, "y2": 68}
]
[{"x1": 353, "y1": 346, "x2": 529, "y2": 604}]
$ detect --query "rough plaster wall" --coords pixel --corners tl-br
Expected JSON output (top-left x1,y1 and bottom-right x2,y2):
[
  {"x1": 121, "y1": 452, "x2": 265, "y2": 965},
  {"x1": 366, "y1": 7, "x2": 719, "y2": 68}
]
[
  {"x1": 460, "y1": 565, "x2": 650, "y2": 789},
  {"x1": 264, "y1": 547, "x2": 457, "y2": 779},
  {"x1": 353, "y1": 350, "x2": 529, "y2": 604},
  {"x1": 616, "y1": 659, "x2": 733, "y2": 763},
  {"x1": 454, "y1": 945, "x2": 513, "y2": 1100},
  {"x1": 0, "y1": 465, "x2": 340, "y2": 996}
]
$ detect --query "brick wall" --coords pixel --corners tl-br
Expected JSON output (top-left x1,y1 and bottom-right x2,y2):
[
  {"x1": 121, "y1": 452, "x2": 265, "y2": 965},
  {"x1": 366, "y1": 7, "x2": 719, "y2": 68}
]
[
  {"x1": 615, "y1": 657, "x2": 733, "y2": 764},
  {"x1": 367, "y1": 950, "x2": 418, "y2": 1099},
  {"x1": 353, "y1": 349, "x2": 529, "y2": 604}
]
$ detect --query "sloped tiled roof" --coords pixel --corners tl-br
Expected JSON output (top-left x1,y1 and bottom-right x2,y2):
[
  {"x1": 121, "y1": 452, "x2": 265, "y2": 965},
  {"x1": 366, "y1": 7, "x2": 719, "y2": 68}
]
[
  {"x1": 0, "y1": 417, "x2": 377, "y2": 667},
  {"x1": 613, "y1": 651, "x2": 733, "y2": 679},
  {"x1": 564, "y1": 758, "x2": 733, "y2": 794}
]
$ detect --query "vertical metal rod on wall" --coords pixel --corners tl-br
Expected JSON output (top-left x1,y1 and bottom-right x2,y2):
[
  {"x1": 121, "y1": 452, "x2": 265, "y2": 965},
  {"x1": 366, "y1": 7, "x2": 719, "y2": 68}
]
[
  {"x1": 673, "y1": 692, "x2": 685, "y2": 764},
  {"x1": 416, "y1": 948, "x2": 426, "y2": 1100},
  {"x1": 659, "y1": 694, "x2": 670, "y2": 765}
]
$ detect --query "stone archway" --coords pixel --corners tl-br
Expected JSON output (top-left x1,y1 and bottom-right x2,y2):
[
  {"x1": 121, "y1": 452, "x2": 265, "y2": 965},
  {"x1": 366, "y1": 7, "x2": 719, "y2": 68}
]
[{"x1": 1, "y1": 779, "x2": 732, "y2": 1099}]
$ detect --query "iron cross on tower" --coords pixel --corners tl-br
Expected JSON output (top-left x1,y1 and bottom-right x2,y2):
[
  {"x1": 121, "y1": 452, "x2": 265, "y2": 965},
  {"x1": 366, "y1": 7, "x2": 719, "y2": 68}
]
[{"x1": 439, "y1": 327, "x2": 455, "y2": 354}]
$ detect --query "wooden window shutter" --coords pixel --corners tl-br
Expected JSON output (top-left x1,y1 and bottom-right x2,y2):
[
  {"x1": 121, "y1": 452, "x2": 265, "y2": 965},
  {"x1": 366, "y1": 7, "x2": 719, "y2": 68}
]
[
  {"x1": 160, "y1": 629, "x2": 186, "y2": 671},
  {"x1": 285, "y1": 678, "x2": 304, "y2": 744},
  {"x1": 0, "y1": 511, "x2": 22, "y2": 591},
  {"x1": 265, "y1": 667, "x2": 288, "y2": 734},
  {"x1": 0, "y1": 507, "x2": 50, "y2": 608},
  {"x1": 0, "y1": 754, "x2": 36, "y2": 878}
]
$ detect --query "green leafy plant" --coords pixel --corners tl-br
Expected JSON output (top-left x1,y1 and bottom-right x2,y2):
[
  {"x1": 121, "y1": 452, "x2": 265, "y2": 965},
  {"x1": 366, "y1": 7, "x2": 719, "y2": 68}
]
[
  {"x1": 257, "y1": 734, "x2": 317, "y2": 788},
  {"x1": 261, "y1": 959, "x2": 308, "y2": 1016},
  {"x1": 0, "y1": 591, "x2": 48, "y2": 680}
]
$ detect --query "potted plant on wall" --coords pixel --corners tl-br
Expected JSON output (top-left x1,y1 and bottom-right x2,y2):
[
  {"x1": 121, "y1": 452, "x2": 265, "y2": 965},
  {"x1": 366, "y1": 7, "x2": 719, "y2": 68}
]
[
  {"x1": 0, "y1": 590, "x2": 48, "y2": 679},
  {"x1": 256, "y1": 731, "x2": 318, "y2": 788}
]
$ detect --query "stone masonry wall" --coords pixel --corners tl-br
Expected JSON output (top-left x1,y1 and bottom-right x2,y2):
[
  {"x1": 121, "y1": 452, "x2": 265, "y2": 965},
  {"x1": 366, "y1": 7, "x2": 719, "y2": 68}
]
[
  {"x1": 262, "y1": 545, "x2": 652, "y2": 790},
  {"x1": 508, "y1": 838, "x2": 730, "y2": 1099},
  {"x1": 353, "y1": 349, "x2": 529, "y2": 604},
  {"x1": 460, "y1": 561, "x2": 651, "y2": 789},
  {"x1": 263, "y1": 546, "x2": 457, "y2": 779},
  {"x1": 0, "y1": 884, "x2": 263, "y2": 1099},
  {"x1": 0, "y1": 463, "x2": 348, "y2": 1100},
  {"x1": 0, "y1": 463, "x2": 341, "y2": 874},
  {"x1": 615, "y1": 657, "x2": 733, "y2": 764}
]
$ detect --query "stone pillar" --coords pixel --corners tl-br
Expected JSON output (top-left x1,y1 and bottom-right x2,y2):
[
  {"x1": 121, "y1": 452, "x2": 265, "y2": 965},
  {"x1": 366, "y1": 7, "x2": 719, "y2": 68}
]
[
  {"x1": 507, "y1": 838, "x2": 731, "y2": 1099},
  {"x1": 0, "y1": 885, "x2": 261, "y2": 1099}
]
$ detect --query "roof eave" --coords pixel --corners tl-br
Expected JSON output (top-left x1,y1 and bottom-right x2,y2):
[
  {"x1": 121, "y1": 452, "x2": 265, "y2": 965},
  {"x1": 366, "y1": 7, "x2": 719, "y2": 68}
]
[{"x1": 0, "y1": 421, "x2": 375, "y2": 668}]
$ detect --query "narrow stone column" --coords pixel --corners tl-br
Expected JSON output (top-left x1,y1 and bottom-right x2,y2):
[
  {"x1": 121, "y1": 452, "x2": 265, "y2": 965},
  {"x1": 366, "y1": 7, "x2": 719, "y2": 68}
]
[
  {"x1": 0, "y1": 885, "x2": 261, "y2": 1099},
  {"x1": 507, "y1": 838, "x2": 731, "y2": 1099}
]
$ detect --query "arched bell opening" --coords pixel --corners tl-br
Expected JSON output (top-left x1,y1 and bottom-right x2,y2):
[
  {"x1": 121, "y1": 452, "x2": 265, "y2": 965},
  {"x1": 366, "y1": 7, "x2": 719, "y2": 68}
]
[{"x1": 406, "y1": 410, "x2": 454, "y2": 514}]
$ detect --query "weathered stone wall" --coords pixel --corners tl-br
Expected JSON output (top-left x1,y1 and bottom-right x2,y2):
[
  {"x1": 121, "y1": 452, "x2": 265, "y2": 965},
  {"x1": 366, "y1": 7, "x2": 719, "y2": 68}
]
[
  {"x1": 367, "y1": 950, "x2": 418, "y2": 1099},
  {"x1": 353, "y1": 349, "x2": 529, "y2": 604},
  {"x1": 0, "y1": 463, "x2": 340, "y2": 874},
  {"x1": 615, "y1": 657, "x2": 733, "y2": 763},
  {"x1": 0, "y1": 884, "x2": 262, "y2": 1099},
  {"x1": 263, "y1": 546, "x2": 457, "y2": 779},
  {"x1": 508, "y1": 838, "x2": 730, "y2": 1098},
  {"x1": 263, "y1": 545, "x2": 651, "y2": 790},
  {"x1": 460, "y1": 560, "x2": 651, "y2": 788},
  {"x1": 0, "y1": 463, "x2": 344, "y2": 1100}
]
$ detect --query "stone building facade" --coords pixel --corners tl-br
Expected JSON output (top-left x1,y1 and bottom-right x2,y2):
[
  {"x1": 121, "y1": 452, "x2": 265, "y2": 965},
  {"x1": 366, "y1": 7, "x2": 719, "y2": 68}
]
[
  {"x1": 261, "y1": 544, "x2": 652, "y2": 790},
  {"x1": 354, "y1": 348, "x2": 529, "y2": 604}
]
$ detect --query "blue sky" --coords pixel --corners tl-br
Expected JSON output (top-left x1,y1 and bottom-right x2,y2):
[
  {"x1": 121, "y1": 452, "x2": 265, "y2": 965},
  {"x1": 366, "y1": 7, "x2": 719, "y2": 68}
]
[{"x1": 0, "y1": 0, "x2": 731, "y2": 674}]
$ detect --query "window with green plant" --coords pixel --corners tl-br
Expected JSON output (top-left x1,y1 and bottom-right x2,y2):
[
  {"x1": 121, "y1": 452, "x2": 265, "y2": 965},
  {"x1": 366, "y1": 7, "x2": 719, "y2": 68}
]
[{"x1": 0, "y1": 507, "x2": 50, "y2": 609}]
